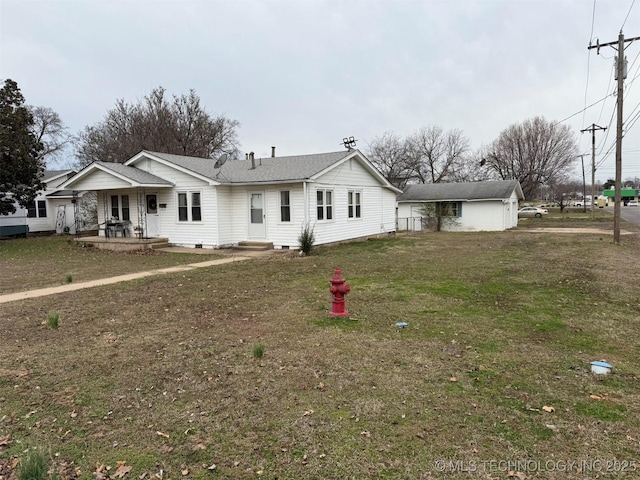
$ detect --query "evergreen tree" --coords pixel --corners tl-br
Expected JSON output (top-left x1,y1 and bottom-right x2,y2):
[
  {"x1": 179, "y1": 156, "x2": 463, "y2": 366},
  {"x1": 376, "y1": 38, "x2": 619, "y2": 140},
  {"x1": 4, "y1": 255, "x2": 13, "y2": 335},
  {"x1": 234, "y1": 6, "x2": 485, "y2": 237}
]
[{"x1": 0, "y1": 79, "x2": 45, "y2": 215}]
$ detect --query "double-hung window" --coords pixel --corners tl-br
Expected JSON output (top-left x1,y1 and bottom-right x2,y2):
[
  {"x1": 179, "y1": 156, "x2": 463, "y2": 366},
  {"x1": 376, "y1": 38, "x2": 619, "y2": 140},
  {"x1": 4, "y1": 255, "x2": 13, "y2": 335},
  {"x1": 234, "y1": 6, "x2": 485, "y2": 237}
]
[
  {"x1": 316, "y1": 189, "x2": 333, "y2": 221},
  {"x1": 280, "y1": 190, "x2": 291, "y2": 222},
  {"x1": 27, "y1": 200, "x2": 47, "y2": 218},
  {"x1": 110, "y1": 195, "x2": 130, "y2": 221},
  {"x1": 348, "y1": 190, "x2": 361, "y2": 219},
  {"x1": 441, "y1": 201, "x2": 462, "y2": 217},
  {"x1": 178, "y1": 191, "x2": 202, "y2": 222}
]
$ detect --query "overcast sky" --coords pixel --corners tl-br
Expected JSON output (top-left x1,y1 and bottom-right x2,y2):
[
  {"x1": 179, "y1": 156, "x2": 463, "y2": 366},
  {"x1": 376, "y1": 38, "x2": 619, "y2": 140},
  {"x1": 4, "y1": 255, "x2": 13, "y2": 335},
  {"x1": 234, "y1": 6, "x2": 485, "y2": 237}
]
[{"x1": 1, "y1": 0, "x2": 639, "y2": 182}]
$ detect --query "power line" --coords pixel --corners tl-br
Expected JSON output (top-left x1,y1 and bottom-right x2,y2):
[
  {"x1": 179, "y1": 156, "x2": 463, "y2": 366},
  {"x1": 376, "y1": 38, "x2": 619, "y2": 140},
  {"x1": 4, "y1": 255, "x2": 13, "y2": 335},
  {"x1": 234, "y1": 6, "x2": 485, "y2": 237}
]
[
  {"x1": 621, "y1": 0, "x2": 636, "y2": 30},
  {"x1": 553, "y1": 92, "x2": 615, "y2": 126},
  {"x1": 582, "y1": 0, "x2": 598, "y2": 133}
]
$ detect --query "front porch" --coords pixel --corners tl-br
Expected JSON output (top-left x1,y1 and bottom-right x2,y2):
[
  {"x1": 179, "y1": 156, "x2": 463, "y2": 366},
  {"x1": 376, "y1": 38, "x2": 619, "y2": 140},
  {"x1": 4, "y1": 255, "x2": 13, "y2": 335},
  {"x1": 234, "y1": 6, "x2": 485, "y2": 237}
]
[{"x1": 75, "y1": 236, "x2": 169, "y2": 252}]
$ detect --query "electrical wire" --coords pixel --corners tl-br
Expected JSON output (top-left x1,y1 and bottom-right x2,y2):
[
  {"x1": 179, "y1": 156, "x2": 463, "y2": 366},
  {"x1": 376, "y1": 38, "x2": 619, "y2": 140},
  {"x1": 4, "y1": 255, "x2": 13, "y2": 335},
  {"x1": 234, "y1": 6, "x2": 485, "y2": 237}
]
[
  {"x1": 621, "y1": 0, "x2": 636, "y2": 30},
  {"x1": 582, "y1": 0, "x2": 598, "y2": 133},
  {"x1": 596, "y1": 62, "x2": 615, "y2": 124},
  {"x1": 553, "y1": 92, "x2": 615, "y2": 126}
]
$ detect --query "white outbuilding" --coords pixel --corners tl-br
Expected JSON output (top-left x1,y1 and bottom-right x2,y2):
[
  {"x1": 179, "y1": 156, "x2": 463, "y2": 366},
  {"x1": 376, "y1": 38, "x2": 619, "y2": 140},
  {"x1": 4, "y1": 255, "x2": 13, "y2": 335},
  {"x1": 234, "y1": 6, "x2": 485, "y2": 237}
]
[{"x1": 396, "y1": 180, "x2": 524, "y2": 232}]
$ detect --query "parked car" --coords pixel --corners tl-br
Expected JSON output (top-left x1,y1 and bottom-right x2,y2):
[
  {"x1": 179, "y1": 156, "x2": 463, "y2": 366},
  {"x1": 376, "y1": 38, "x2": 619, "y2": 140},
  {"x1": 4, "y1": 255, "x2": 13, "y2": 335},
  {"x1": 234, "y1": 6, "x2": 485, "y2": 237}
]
[
  {"x1": 518, "y1": 206, "x2": 549, "y2": 218},
  {"x1": 628, "y1": 201, "x2": 638, "y2": 207}
]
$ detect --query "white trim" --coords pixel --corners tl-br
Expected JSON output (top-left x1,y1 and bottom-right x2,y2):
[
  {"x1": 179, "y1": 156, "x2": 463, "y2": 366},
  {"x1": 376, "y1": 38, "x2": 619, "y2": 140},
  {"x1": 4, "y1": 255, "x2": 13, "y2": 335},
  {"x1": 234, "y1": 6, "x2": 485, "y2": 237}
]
[{"x1": 126, "y1": 151, "x2": 220, "y2": 186}]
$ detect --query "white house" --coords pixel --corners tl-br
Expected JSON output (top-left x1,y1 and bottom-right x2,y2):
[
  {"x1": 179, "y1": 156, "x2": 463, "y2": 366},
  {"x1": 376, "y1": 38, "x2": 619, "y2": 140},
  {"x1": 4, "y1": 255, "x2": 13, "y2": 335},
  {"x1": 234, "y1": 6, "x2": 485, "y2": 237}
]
[
  {"x1": 0, "y1": 169, "x2": 81, "y2": 236},
  {"x1": 60, "y1": 149, "x2": 401, "y2": 249},
  {"x1": 396, "y1": 180, "x2": 524, "y2": 232}
]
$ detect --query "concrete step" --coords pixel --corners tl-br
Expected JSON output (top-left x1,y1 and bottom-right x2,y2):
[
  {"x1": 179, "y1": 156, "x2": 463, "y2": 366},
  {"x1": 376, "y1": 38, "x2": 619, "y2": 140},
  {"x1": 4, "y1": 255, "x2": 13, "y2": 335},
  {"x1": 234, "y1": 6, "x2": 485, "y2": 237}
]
[
  {"x1": 149, "y1": 242, "x2": 171, "y2": 250},
  {"x1": 235, "y1": 241, "x2": 274, "y2": 251}
]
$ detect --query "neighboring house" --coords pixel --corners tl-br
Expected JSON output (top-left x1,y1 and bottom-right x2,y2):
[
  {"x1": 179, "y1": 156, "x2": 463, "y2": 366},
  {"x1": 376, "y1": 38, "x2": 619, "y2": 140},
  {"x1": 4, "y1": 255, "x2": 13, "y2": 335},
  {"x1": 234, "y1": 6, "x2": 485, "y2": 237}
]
[
  {"x1": 59, "y1": 149, "x2": 401, "y2": 249},
  {"x1": 396, "y1": 180, "x2": 524, "y2": 232},
  {"x1": 0, "y1": 170, "x2": 81, "y2": 236}
]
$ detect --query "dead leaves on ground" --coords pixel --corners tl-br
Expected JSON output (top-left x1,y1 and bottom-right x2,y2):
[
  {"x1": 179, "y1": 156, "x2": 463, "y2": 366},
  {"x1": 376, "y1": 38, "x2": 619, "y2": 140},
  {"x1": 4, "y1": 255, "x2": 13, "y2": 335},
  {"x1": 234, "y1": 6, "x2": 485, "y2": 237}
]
[{"x1": 93, "y1": 462, "x2": 132, "y2": 480}]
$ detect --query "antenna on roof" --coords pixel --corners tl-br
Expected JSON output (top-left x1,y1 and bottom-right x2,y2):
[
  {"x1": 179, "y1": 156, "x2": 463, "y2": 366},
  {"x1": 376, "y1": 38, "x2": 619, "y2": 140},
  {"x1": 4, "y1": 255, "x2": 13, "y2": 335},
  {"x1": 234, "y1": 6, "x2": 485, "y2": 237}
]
[
  {"x1": 214, "y1": 153, "x2": 228, "y2": 168},
  {"x1": 341, "y1": 136, "x2": 358, "y2": 150}
]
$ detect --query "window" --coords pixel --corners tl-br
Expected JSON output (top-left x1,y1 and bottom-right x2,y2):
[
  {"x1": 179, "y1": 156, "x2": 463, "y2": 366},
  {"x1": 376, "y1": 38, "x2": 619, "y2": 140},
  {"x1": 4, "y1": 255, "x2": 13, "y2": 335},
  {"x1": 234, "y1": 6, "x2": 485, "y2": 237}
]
[
  {"x1": 280, "y1": 190, "x2": 291, "y2": 222},
  {"x1": 27, "y1": 201, "x2": 37, "y2": 218},
  {"x1": 348, "y1": 190, "x2": 361, "y2": 218},
  {"x1": 316, "y1": 189, "x2": 333, "y2": 221},
  {"x1": 111, "y1": 195, "x2": 119, "y2": 219},
  {"x1": 27, "y1": 200, "x2": 46, "y2": 218},
  {"x1": 177, "y1": 191, "x2": 202, "y2": 222},
  {"x1": 441, "y1": 201, "x2": 462, "y2": 217},
  {"x1": 110, "y1": 195, "x2": 130, "y2": 220},
  {"x1": 121, "y1": 195, "x2": 130, "y2": 221},
  {"x1": 37, "y1": 200, "x2": 46, "y2": 218},
  {"x1": 191, "y1": 192, "x2": 201, "y2": 221}
]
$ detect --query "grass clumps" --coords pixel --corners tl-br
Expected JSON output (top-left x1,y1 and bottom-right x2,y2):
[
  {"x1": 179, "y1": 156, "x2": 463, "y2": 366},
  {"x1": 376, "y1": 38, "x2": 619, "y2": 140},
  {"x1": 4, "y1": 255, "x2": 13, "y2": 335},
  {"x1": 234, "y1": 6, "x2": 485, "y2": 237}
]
[
  {"x1": 64, "y1": 274, "x2": 73, "y2": 284},
  {"x1": 252, "y1": 343, "x2": 265, "y2": 359},
  {"x1": 46, "y1": 312, "x2": 59, "y2": 329},
  {"x1": 18, "y1": 448, "x2": 49, "y2": 480}
]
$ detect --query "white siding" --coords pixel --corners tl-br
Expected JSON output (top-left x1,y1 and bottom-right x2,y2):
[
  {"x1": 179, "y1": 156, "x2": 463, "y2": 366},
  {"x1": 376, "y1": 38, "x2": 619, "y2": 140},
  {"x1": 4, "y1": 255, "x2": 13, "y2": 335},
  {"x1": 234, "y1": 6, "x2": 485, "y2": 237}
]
[
  {"x1": 398, "y1": 199, "x2": 517, "y2": 232},
  {"x1": 309, "y1": 158, "x2": 397, "y2": 246},
  {"x1": 69, "y1": 170, "x2": 133, "y2": 190}
]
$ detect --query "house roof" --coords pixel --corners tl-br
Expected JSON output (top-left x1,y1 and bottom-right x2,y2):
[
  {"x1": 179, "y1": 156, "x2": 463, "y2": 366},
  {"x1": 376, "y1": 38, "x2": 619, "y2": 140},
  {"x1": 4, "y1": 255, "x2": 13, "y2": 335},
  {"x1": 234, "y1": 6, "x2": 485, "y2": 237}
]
[
  {"x1": 61, "y1": 161, "x2": 174, "y2": 189},
  {"x1": 97, "y1": 162, "x2": 174, "y2": 186},
  {"x1": 397, "y1": 180, "x2": 524, "y2": 202},
  {"x1": 46, "y1": 189, "x2": 87, "y2": 198},
  {"x1": 43, "y1": 169, "x2": 75, "y2": 183},
  {"x1": 62, "y1": 149, "x2": 401, "y2": 192},
  {"x1": 136, "y1": 150, "x2": 359, "y2": 184}
]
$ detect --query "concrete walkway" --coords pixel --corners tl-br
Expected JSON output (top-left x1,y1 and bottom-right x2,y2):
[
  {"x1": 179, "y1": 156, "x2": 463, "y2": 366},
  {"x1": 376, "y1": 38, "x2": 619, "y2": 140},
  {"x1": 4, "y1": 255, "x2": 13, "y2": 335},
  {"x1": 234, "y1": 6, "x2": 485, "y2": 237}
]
[{"x1": 0, "y1": 256, "x2": 252, "y2": 305}]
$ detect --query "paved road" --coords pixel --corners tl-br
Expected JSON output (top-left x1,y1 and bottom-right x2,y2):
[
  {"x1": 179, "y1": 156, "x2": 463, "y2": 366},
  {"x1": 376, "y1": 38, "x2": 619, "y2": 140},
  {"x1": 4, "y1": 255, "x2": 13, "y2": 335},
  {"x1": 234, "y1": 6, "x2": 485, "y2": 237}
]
[{"x1": 605, "y1": 206, "x2": 640, "y2": 225}]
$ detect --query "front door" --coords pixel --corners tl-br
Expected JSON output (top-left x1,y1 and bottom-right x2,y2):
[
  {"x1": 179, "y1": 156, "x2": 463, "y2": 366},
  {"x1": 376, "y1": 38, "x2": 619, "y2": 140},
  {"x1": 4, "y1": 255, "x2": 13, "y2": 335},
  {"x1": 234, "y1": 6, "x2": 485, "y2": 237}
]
[
  {"x1": 248, "y1": 191, "x2": 266, "y2": 239},
  {"x1": 146, "y1": 194, "x2": 160, "y2": 237}
]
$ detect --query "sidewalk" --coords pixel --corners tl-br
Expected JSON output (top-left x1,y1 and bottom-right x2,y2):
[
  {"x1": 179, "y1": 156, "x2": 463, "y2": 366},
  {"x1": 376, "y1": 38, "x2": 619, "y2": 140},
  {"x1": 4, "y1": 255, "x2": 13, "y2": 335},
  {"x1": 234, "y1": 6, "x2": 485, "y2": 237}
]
[{"x1": 0, "y1": 256, "x2": 251, "y2": 305}]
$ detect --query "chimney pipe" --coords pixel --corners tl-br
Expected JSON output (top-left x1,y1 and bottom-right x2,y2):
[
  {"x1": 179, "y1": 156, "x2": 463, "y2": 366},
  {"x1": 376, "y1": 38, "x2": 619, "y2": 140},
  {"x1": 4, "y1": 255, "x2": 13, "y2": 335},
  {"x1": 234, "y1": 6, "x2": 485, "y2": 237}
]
[
  {"x1": 271, "y1": 146, "x2": 276, "y2": 157},
  {"x1": 250, "y1": 152, "x2": 255, "y2": 169}
]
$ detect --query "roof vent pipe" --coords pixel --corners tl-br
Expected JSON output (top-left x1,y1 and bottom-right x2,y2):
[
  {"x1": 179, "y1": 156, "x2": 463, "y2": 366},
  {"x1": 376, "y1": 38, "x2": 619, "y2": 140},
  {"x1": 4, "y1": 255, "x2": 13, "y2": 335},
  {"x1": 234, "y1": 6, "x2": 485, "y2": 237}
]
[
  {"x1": 250, "y1": 152, "x2": 255, "y2": 169},
  {"x1": 271, "y1": 146, "x2": 276, "y2": 157},
  {"x1": 245, "y1": 153, "x2": 249, "y2": 160}
]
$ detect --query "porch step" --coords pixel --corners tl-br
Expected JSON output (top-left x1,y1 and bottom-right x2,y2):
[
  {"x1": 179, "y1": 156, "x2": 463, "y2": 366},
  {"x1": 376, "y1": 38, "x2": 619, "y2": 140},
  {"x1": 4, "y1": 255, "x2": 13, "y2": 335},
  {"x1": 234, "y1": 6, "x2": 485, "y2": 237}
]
[
  {"x1": 149, "y1": 242, "x2": 171, "y2": 250},
  {"x1": 235, "y1": 241, "x2": 274, "y2": 251}
]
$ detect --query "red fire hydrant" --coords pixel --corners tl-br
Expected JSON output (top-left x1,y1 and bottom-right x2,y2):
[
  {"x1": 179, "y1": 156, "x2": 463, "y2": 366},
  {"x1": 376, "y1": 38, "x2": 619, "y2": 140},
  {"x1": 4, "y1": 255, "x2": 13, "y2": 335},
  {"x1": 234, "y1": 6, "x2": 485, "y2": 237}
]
[{"x1": 329, "y1": 268, "x2": 350, "y2": 317}]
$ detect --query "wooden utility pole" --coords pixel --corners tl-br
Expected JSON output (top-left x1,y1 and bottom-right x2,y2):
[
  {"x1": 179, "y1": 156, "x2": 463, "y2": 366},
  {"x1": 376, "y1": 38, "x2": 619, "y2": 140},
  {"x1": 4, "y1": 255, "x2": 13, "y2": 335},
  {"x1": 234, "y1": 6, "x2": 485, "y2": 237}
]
[
  {"x1": 580, "y1": 124, "x2": 606, "y2": 219},
  {"x1": 588, "y1": 31, "x2": 640, "y2": 244},
  {"x1": 580, "y1": 155, "x2": 587, "y2": 213}
]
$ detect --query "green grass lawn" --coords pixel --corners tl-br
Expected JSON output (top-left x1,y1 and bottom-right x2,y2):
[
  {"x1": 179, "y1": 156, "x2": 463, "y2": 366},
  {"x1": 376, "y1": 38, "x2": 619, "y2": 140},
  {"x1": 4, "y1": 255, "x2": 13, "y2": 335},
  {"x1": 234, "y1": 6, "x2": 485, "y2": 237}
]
[{"x1": 1, "y1": 231, "x2": 639, "y2": 479}]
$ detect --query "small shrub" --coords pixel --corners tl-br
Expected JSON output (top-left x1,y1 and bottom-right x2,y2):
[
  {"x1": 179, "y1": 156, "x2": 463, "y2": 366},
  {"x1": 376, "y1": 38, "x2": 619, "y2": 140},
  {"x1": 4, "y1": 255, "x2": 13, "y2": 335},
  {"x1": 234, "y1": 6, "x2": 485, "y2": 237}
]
[
  {"x1": 47, "y1": 313, "x2": 59, "y2": 330},
  {"x1": 253, "y1": 343, "x2": 265, "y2": 359},
  {"x1": 298, "y1": 223, "x2": 315, "y2": 256},
  {"x1": 64, "y1": 274, "x2": 73, "y2": 284},
  {"x1": 19, "y1": 448, "x2": 48, "y2": 480}
]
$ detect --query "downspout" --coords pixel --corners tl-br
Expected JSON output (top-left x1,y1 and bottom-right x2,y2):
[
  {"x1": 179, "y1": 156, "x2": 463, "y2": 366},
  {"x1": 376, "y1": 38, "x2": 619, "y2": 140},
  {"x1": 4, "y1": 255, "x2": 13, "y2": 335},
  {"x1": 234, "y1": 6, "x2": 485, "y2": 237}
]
[{"x1": 303, "y1": 181, "x2": 309, "y2": 226}]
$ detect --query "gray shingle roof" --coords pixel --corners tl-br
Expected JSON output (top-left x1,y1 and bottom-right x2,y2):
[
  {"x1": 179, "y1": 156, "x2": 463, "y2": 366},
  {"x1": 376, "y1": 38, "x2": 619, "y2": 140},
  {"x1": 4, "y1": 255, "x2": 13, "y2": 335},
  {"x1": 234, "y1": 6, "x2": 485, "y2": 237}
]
[
  {"x1": 43, "y1": 170, "x2": 74, "y2": 182},
  {"x1": 144, "y1": 150, "x2": 353, "y2": 183},
  {"x1": 397, "y1": 180, "x2": 523, "y2": 202},
  {"x1": 97, "y1": 162, "x2": 174, "y2": 185}
]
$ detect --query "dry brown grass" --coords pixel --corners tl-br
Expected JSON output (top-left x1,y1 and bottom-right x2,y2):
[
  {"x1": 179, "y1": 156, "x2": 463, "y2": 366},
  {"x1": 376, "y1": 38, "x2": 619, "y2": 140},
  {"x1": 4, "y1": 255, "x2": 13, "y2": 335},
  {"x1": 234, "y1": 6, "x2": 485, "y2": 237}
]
[{"x1": 1, "y1": 230, "x2": 639, "y2": 479}]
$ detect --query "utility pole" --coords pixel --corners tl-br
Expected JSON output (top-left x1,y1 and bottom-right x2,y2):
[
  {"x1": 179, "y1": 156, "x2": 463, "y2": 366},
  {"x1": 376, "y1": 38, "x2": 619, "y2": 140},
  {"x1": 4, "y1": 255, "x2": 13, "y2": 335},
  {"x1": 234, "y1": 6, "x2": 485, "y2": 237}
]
[
  {"x1": 580, "y1": 124, "x2": 606, "y2": 219},
  {"x1": 588, "y1": 31, "x2": 640, "y2": 245},
  {"x1": 579, "y1": 155, "x2": 587, "y2": 213}
]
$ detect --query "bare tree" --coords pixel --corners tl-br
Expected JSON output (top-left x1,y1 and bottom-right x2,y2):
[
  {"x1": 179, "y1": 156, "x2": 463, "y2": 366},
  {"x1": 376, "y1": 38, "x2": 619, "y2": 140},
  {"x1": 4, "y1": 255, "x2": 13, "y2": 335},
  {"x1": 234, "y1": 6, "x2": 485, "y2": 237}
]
[
  {"x1": 484, "y1": 116, "x2": 578, "y2": 200},
  {"x1": 366, "y1": 131, "x2": 412, "y2": 189},
  {"x1": 75, "y1": 87, "x2": 240, "y2": 166},
  {"x1": 548, "y1": 177, "x2": 582, "y2": 213},
  {"x1": 405, "y1": 126, "x2": 470, "y2": 184},
  {"x1": 449, "y1": 146, "x2": 497, "y2": 182},
  {"x1": 29, "y1": 106, "x2": 70, "y2": 165}
]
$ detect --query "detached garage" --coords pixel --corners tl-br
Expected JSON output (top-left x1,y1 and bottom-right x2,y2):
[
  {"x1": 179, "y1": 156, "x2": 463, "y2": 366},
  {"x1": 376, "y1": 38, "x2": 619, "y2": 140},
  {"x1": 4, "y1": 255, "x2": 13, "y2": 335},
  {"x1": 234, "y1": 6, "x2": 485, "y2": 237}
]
[{"x1": 396, "y1": 180, "x2": 524, "y2": 232}]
